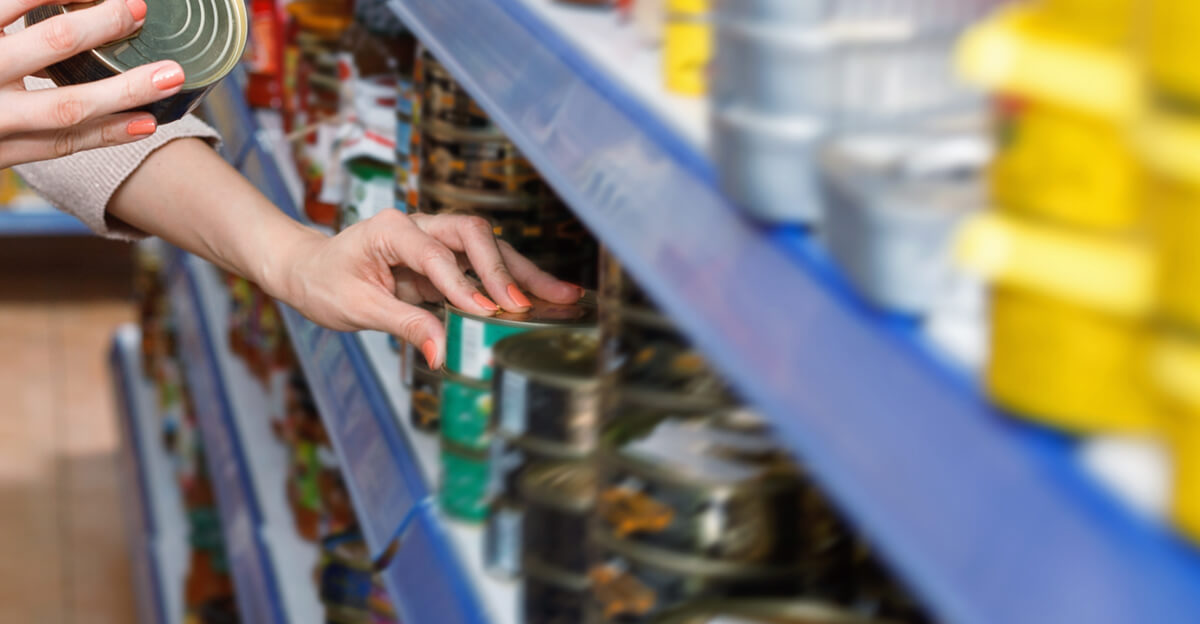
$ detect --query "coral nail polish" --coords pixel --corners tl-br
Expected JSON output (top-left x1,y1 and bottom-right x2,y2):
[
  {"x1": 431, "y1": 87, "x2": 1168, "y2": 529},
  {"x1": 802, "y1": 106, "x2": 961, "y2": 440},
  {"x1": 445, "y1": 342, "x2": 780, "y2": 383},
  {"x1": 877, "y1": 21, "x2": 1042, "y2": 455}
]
[
  {"x1": 421, "y1": 340, "x2": 438, "y2": 369},
  {"x1": 472, "y1": 292, "x2": 499, "y2": 312},
  {"x1": 125, "y1": 0, "x2": 147, "y2": 21},
  {"x1": 126, "y1": 118, "x2": 156, "y2": 136},
  {"x1": 152, "y1": 65, "x2": 185, "y2": 91},
  {"x1": 507, "y1": 284, "x2": 532, "y2": 309}
]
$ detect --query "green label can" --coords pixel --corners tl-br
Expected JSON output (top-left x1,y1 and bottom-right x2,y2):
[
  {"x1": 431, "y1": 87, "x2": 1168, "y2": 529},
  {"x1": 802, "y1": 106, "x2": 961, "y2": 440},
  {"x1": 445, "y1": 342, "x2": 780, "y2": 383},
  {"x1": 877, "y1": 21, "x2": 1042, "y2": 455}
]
[
  {"x1": 440, "y1": 444, "x2": 491, "y2": 523},
  {"x1": 445, "y1": 296, "x2": 598, "y2": 381},
  {"x1": 440, "y1": 372, "x2": 492, "y2": 450}
]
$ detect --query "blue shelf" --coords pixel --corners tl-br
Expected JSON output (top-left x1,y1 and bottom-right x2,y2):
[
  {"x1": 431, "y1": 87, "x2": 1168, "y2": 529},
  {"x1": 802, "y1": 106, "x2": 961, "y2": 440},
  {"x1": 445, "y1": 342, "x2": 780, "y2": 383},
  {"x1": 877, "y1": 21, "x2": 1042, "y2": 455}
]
[
  {"x1": 168, "y1": 258, "x2": 290, "y2": 624},
  {"x1": 110, "y1": 327, "x2": 170, "y2": 624},
  {"x1": 0, "y1": 209, "x2": 90, "y2": 236}
]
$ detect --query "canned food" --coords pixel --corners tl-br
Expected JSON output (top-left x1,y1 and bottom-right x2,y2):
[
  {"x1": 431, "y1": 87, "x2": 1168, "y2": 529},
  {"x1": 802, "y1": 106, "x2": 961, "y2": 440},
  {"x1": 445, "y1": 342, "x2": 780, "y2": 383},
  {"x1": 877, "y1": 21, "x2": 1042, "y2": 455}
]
[
  {"x1": 597, "y1": 408, "x2": 807, "y2": 565},
  {"x1": 493, "y1": 328, "x2": 601, "y2": 449},
  {"x1": 445, "y1": 295, "x2": 598, "y2": 381},
  {"x1": 483, "y1": 495, "x2": 524, "y2": 579},
  {"x1": 521, "y1": 461, "x2": 597, "y2": 575},
  {"x1": 664, "y1": 0, "x2": 712, "y2": 96},
  {"x1": 440, "y1": 371, "x2": 493, "y2": 450},
  {"x1": 440, "y1": 442, "x2": 491, "y2": 522},
  {"x1": 588, "y1": 528, "x2": 807, "y2": 621},
  {"x1": 25, "y1": 0, "x2": 248, "y2": 124},
  {"x1": 421, "y1": 51, "x2": 498, "y2": 133},
  {"x1": 712, "y1": 106, "x2": 826, "y2": 224},
  {"x1": 487, "y1": 430, "x2": 592, "y2": 509},
  {"x1": 524, "y1": 556, "x2": 592, "y2": 624},
  {"x1": 420, "y1": 124, "x2": 549, "y2": 197},
  {"x1": 820, "y1": 130, "x2": 988, "y2": 315},
  {"x1": 601, "y1": 305, "x2": 734, "y2": 406},
  {"x1": 650, "y1": 599, "x2": 890, "y2": 623}
]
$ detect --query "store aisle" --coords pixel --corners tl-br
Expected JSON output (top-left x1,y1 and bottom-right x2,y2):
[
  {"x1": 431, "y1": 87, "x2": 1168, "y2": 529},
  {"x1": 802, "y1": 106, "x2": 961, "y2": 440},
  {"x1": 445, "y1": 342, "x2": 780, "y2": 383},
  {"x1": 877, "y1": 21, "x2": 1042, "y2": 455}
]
[{"x1": 0, "y1": 238, "x2": 135, "y2": 624}]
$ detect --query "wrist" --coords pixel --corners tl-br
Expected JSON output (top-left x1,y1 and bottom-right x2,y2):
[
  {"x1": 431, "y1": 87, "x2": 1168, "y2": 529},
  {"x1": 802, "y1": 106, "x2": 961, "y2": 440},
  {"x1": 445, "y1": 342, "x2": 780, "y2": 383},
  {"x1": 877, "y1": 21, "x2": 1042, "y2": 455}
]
[{"x1": 255, "y1": 221, "x2": 328, "y2": 308}]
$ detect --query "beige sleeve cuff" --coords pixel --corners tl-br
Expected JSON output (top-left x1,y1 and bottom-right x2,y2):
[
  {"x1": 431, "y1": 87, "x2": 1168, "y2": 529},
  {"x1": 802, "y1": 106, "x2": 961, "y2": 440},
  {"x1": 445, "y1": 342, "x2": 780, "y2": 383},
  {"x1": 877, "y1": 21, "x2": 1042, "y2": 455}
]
[{"x1": 13, "y1": 115, "x2": 222, "y2": 240}]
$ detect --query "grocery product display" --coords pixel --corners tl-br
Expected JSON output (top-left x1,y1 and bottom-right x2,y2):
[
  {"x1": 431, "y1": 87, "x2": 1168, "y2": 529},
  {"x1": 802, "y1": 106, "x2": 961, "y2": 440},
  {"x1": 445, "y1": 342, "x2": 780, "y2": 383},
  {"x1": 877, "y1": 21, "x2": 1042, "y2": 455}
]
[{"x1": 98, "y1": 1, "x2": 1200, "y2": 624}]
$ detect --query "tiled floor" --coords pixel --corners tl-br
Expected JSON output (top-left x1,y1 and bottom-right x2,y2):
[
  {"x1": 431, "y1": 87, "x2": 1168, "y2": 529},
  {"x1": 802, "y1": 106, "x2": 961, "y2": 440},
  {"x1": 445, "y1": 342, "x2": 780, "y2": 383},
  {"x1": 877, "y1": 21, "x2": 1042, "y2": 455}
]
[{"x1": 0, "y1": 238, "x2": 136, "y2": 624}]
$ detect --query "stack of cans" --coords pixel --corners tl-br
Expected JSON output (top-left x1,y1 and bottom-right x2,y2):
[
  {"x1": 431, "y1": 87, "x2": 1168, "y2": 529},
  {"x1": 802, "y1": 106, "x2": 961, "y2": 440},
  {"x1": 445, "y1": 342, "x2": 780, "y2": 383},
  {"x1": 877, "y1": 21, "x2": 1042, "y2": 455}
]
[
  {"x1": 439, "y1": 298, "x2": 597, "y2": 523},
  {"x1": 711, "y1": 0, "x2": 1007, "y2": 224},
  {"x1": 410, "y1": 50, "x2": 599, "y2": 288}
]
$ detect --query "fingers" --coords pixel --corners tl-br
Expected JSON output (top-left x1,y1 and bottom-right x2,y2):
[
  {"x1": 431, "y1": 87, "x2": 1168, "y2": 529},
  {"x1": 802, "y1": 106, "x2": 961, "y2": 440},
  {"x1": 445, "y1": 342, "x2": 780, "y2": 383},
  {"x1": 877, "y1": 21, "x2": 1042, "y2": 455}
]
[
  {"x1": 0, "y1": 59, "x2": 183, "y2": 135},
  {"x1": 412, "y1": 213, "x2": 531, "y2": 312},
  {"x1": 495, "y1": 239, "x2": 585, "y2": 304},
  {"x1": 364, "y1": 293, "x2": 446, "y2": 369},
  {"x1": 0, "y1": 0, "x2": 147, "y2": 84},
  {"x1": 365, "y1": 210, "x2": 500, "y2": 317},
  {"x1": 0, "y1": 111, "x2": 156, "y2": 168}
]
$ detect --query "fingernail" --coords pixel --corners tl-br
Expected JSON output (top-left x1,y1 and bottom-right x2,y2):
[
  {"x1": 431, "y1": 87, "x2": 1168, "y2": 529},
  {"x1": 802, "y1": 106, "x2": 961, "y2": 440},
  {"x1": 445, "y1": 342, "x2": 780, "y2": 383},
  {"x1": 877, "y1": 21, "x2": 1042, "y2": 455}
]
[
  {"x1": 125, "y1": 0, "x2": 147, "y2": 21},
  {"x1": 472, "y1": 292, "x2": 499, "y2": 312},
  {"x1": 507, "y1": 284, "x2": 532, "y2": 309},
  {"x1": 126, "y1": 118, "x2": 156, "y2": 136},
  {"x1": 421, "y1": 340, "x2": 438, "y2": 369},
  {"x1": 571, "y1": 285, "x2": 587, "y2": 300},
  {"x1": 152, "y1": 65, "x2": 185, "y2": 91}
]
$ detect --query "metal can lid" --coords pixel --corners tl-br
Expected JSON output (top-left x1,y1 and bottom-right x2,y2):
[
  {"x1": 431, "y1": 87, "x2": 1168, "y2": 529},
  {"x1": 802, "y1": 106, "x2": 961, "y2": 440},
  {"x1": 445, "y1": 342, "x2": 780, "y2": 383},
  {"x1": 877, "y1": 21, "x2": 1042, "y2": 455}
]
[
  {"x1": 55, "y1": 0, "x2": 247, "y2": 90},
  {"x1": 494, "y1": 328, "x2": 600, "y2": 388},
  {"x1": 518, "y1": 461, "x2": 596, "y2": 511},
  {"x1": 655, "y1": 599, "x2": 892, "y2": 624},
  {"x1": 448, "y1": 293, "x2": 597, "y2": 328}
]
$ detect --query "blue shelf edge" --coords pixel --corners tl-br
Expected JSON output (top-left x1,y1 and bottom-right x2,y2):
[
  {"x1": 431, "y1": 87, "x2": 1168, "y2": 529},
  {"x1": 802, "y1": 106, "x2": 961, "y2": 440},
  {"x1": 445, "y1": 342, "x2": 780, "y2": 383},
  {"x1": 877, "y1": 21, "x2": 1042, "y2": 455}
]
[
  {"x1": 0, "y1": 210, "x2": 91, "y2": 236},
  {"x1": 388, "y1": 3, "x2": 1200, "y2": 623},
  {"x1": 168, "y1": 257, "x2": 289, "y2": 624},
  {"x1": 110, "y1": 331, "x2": 169, "y2": 624}
]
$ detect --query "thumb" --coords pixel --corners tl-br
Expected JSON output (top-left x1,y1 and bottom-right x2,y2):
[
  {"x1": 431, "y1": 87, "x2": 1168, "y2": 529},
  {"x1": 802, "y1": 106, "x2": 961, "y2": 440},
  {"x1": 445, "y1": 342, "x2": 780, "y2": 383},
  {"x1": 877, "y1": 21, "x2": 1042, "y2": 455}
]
[{"x1": 367, "y1": 294, "x2": 445, "y2": 369}]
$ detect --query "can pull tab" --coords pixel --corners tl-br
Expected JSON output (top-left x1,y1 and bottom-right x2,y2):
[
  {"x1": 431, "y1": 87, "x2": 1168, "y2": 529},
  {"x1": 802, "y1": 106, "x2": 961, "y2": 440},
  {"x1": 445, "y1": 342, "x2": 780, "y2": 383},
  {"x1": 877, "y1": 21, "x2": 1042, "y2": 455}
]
[
  {"x1": 599, "y1": 487, "x2": 674, "y2": 537},
  {"x1": 589, "y1": 564, "x2": 656, "y2": 618}
]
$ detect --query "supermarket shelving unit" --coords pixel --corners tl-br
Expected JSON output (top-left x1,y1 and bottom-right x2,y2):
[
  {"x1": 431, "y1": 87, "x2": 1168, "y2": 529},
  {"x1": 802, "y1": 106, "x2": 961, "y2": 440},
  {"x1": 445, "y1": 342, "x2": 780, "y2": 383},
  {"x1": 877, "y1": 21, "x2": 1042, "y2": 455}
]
[
  {"x1": 110, "y1": 325, "x2": 189, "y2": 624},
  {"x1": 0, "y1": 209, "x2": 90, "y2": 236},
  {"x1": 187, "y1": 2, "x2": 1200, "y2": 623}
]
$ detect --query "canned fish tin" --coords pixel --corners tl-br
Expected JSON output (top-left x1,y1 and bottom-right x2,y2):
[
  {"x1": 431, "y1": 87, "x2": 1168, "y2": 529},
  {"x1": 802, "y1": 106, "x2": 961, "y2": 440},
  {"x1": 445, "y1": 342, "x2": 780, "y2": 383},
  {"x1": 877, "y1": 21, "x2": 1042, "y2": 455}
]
[
  {"x1": 652, "y1": 599, "x2": 890, "y2": 624},
  {"x1": 487, "y1": 430, "x2": 592, "y2": 508},
  {"x1": 493, "y1": 328, "x2": 601, "y2": 448},
  {"x1": 821, "y1": 130, "x2": 988, "y2": 315},
  {"x1": 421, "y1": 51, "x2": 498, "y2": 133},
  {"x1": 483, "y1": 495, "x2": 524, "y2": 579},
  {"x1": 420, "y1": 124, "x2": 550, "y2": 197},
  {"x1": 440, "y1": 442, "x2": 491, "y2": 522},
  {"x1": 524, "y1": 556, "x2": 592, "y2": 624},
  {"x1": 440, "y1": 371, "x2": 493, "y2": 450},
  {"x1": 597, "y1": 408, "x2": 806, "y2": 565},
  {"x1": 588, "y1": 528, "x2": 807, "y2": 622},
  {"x1": 445, "y1": 295, "x2": 598, "y2": 381},
  {"x1": 521, "y1": 461, "x2": 597, "y2": 575},
  {"x1": 601, "y1": 305, "x2": 735, "y2": 406},
  {"x1": 26, "y1": 0, "x2": 247, "y2": 124},
  {"x1": 414, "y1": 181, "x2": 578, "y2": 258}
]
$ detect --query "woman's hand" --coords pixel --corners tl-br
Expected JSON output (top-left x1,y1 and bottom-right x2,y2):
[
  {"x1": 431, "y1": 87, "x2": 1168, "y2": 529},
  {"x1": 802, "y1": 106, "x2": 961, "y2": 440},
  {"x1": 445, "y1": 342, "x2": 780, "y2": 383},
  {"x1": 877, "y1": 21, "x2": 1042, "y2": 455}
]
[
  {"x1": 0, "y1": 0, "x2": 186, "y2": 167},
  {"x1": 274, "y1": 210, "x2": 585, "y2": 369}
]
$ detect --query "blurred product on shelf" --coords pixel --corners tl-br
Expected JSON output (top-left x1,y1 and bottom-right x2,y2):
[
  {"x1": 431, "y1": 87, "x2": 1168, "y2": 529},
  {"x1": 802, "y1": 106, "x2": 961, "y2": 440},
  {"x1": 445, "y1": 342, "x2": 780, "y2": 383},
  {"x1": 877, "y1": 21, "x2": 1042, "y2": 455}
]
[
  {"x1": 246, "y1": 0, "x2": 286, "y2": 109},
  {"x1": 0, "y1": 169, "x2": 43, "y2": 208},
  {"x1": 712, "y1": 0, "x2": 1008, "y2": 224},
  {"x1": 820, "y1": 130, "x2": 989, "y2": 315},
  {"x1": 316, "y1": 531, "x2": 400, "y2": 623},
  {"x1": 227, "y1": 275, "x2": 292, "y2": 384},
  {"x1": 403, "y1": 301, "x2": 447, "y2": 432},
  {"x1": 647, "y1": 599, "x2": 889, "y2": 624},
  {"x1": 664, "y1": 0, "x2": 711, "y2": 96}
]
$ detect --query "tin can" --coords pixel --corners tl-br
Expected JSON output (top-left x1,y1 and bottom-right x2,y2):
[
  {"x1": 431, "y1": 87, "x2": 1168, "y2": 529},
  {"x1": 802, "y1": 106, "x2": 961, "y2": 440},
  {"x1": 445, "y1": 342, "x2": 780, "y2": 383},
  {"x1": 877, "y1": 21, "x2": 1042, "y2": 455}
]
[
  {"x1": 664, "y1": 0, "x2": 711, "y2": 96},
  {"x1": 483, "y1": 494, "x2": 524, "y2": 579},
  {"x1": 600, "y1": 305, "x2": 734, "y2": 407},
  {"x1": 525, "y1": 556, "x2": 593, "y2": 624},
  {"x1": 588, "y1": 528, "x2": 807, "y2": 622},
  {"x1": 711, "y1": 106, "x2": 826, "y2": 224},
  {"x1": 487, "y1": 431, "x2": 592, "y2": 511},
  {"x1": 596, "y1": 408, "x2": 808, "y2": 566},
  {"x1": 414, "y1": 181, "x2": 576, "y2": 257},
  {"x1": 493, "y1": 328, "x2": 601, "y2": 449},
  {"x1": 25, "y1": 0, "x2": 247, "y2": 124},
  {"x1": 421, "y1": 51, "x2": 499, "y2": 133},
  {"x1": 440, "y1": 370, "x2": 493, "y2": 451},
  {"x1": 445, "y1": 295, "x2": 598, "y2": 381},
  {"x1": 820, "y1": 130, "x2": 988, "y2": 315},
  {"x1": 440, "y1": 441, "x2": 491, "y2": 522},
  {"x1": 420, "y1": 123, "x2": 550, "y2": 197},
  {"x1": 650, "y1": 599, "x2": 891, "y2": 623},
  {"x1": 521, "y1": 461, "x2": 597, "y2": 575}
]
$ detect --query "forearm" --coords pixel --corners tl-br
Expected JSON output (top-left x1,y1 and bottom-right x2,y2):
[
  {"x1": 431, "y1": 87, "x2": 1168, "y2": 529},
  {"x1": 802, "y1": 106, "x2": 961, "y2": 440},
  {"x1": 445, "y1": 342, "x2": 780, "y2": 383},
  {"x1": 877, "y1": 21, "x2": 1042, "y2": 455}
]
[{"x1": 108, "y1": 137, "x2": 323, "y2": 298}]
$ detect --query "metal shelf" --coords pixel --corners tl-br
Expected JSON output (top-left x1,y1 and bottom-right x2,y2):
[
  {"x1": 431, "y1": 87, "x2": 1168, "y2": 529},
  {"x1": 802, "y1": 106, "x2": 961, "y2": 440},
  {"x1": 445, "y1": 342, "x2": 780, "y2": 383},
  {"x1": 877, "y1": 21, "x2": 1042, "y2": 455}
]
[
  {"x1": 110, "y1": 325, "x2": 189, "y2": 624},
  {"x1": 0, "y1": 209, "x2": 90, "y2": 236}
]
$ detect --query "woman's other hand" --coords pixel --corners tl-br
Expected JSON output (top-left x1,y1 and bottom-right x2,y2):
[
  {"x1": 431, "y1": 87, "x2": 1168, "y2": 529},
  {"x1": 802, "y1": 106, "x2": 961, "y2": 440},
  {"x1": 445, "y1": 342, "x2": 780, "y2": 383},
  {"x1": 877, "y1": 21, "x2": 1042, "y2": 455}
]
[
  {"x1": 0, "y1": 0, "x2": 186, "y2": 167},
  {"x1": 275, "y1": 210, "x2": 585, "y2": 369}
]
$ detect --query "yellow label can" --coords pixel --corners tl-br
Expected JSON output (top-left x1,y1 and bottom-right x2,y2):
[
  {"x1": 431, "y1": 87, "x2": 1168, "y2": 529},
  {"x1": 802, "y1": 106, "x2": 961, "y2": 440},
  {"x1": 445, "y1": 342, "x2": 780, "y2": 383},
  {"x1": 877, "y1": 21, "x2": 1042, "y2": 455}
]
[{"x1": 664, "y1": 0, "x2": 710, "y2": 97}]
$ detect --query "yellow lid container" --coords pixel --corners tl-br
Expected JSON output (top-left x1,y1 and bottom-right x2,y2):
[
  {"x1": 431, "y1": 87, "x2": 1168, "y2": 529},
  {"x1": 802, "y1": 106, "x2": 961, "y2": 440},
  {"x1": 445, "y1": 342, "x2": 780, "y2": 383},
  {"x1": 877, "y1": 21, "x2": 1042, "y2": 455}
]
[
  {"x1": 990, "y1": 97, "x2": 1142, "y2": 231},
  {"x1": 1146, "y1": 0, "x2": 1200, "y2": 105},
  {"x1": 987, "y1": 286, "x2": 1157, "y2": 434},
  {"x1": 1140, "y1": 112, "x2": 1200, "y2": 331},
  {"x1": 1152, "y1": 335, "x2": 1200, "y2": 541}
]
